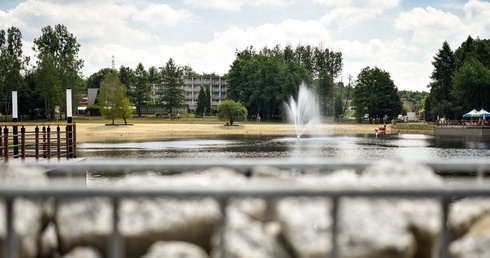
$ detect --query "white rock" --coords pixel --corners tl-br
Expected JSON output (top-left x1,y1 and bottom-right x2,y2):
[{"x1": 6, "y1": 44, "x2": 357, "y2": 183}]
[
  {"x1": 56, "y1": 198, "x2": 113, "y2": 256},
  {"x1": 119, "y1": 197, "x2": 221, "y2": 258},
  {"x1": 450, "y1": 214, "x2": 490, "y2": 258},
  {"x1": 216, "y1": 208, "x2": 291, "y2": 258},
  {"x1": 338, "y1": 198, "x2": 417, "y2": 258},
  {"x1": 140, "y1": 241, "x2": 209, "y2": 258},
  {"x1": 449, "y1": 197, "x2": 490, "y2": 239},
  {"x1": 227, "y1": 198, "x2": 268, "y2": 221},
  {"x1": 60, "y1": 246, "x2": 103, "y2": 258},
  {"x1": 276, "y1": 197, "x2": 332, "y2": 258},
  {"x1": 39, "y1": 222, "x2": 59, "y2": 258}
]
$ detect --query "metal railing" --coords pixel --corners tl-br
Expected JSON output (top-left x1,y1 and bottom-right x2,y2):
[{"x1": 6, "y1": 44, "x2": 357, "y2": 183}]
[
  {"x1": 1, "y1": 158, "x2": 490, "y2": 258},
  {"x1": 0, "y1": 123, "x2": 77, "y2": 162}
]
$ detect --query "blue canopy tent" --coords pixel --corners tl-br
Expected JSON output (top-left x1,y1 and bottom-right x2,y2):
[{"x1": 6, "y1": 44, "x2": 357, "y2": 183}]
[
  {"x1": 479, "y1": 108, "x2": 490, "y2": 118},
  {"x1": 463, "y1": 109, "x2": 479, "y2": 118}
]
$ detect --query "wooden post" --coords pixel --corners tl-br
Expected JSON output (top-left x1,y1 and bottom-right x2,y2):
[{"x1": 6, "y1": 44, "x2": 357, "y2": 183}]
[
  {"x1": 3, "y1": 127, "x2": 8, "y2": 162},
  {"x1": 65, "y1": 126, "x2": 69, "y2": 159},
  {"x1": 35, "y1": 126, "x2": 39, "y2": 160},
  {"x1": 0, "y1": 126, "x2": 3, "y2": 157},
  {"x1": 57, "y1": 126, "x2": 61, "y2": 159},
  {"x1": 21, "y1": 126, "x2": 25, "y2": 160},
  {"x1": 13, "y1": 123, "x2": 18, "y2": 158},
  {"x1": 72, "y1": 123, "x2": 77, "y2": 158},
  {"x1": 42, "y1": 126, "x2": 47, "y2": 158},
  {"x1": 47, "y1": 126, "x2": 51, "y2": 159}
]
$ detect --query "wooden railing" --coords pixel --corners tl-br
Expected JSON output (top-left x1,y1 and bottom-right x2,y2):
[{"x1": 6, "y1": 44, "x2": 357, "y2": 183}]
[{"x1": 0, "y1": 123, "x2": 77, "y2": 162}]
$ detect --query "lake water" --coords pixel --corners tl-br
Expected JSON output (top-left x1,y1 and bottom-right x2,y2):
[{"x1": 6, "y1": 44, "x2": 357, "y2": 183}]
[{"x1": 78, "y1": 134, "x2": 490, "y2": 161}]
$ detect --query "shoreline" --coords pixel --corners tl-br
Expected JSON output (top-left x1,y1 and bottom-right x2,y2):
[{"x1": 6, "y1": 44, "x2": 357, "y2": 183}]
[{"x1": 75, "y1": 122, "x2": 432, "y2": 143}]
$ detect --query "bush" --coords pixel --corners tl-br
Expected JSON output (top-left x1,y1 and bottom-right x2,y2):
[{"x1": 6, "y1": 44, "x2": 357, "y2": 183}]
[{"x1": 85, "y1": 104, "x2": 102, "y2": 116}]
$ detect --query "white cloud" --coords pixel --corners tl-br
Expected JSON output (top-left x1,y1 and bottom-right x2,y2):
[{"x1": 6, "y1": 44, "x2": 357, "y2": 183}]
[
  {"x1": 317, "y1": 0, "x2": 400, "y2": 28},
  {"x1": 463, "y1": 0, "x2": 490, "y2": 35},
  {"x1": 336, "y1": 38, "x2": 431, "y2": 89},
  {"x1": 132, "y1": 4, "x2": 194, "y2": 27},
  {"x1": 395, "y1": 7, "x2": 466, "y2": 44},
  {"x1": 184, "y1": 0, "x2": 295, "y2": 11},
  {"x1": 155, "y1": 18, "x2": 331, "y2": 76},
  {"x1": 313, "y1": 0, "x2": 399, "y2": 9}
]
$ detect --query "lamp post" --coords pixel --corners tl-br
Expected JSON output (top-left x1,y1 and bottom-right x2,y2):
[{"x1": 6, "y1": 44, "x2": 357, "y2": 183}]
[{"x1": 12, "y1": 91, "x2": 18, "y2": 158}]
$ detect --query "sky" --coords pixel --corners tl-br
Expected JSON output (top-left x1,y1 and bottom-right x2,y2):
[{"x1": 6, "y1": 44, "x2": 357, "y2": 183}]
[{"x1": 0, "y1": 0, "x2": 489, "y2": 92}]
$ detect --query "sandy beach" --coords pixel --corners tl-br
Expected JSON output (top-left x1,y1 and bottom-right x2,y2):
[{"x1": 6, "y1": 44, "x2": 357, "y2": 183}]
[{"x1": 75, "y1": 122, "x2": 402, "y2": 143}]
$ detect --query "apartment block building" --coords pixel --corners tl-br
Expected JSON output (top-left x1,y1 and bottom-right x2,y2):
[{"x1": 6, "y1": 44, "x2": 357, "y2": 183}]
[
  {"x1": 84, "y1": 76, "x2": 227, "y2": 115},
  {"x1": 148, "y1": 75, "x2": 227, "y2": 113}
]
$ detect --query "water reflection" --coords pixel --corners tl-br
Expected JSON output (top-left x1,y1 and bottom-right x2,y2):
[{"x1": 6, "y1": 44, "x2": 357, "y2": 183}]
[{"x1": 78, "y1": 134, "x2": 490, "y2": 161}]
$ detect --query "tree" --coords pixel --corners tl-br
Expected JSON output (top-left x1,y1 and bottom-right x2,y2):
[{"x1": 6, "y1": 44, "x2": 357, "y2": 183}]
[
  {"x1": 0, "y1": 26, "x2": 29, "y2": 119},
  {"x1": 159, "y1": 58, "x2": 185, "y2": 118},
  {"x1": 426, "y1": 41, "x2": 455, "y2": 120},
  {"x1": 98, "y1": 73, "x2": 132, "y2": 124},
  {"x1": 217, "y1": 100, "x2": 247, "y2": 125},
  {"x1": 429, "y1": 41, "x2": 455, "y2": 101},
  {"x1": 35, "y1": 53, "x2": 61, "y2": 120},
  {"x1": 195, "y1": 86, "x2": 206, "y2": 115},
  {"x1": 33, "y1": 24, "x2": 84, "y2": 119},
  {"x1": 205, "y1": 86, "x2": 211, "y2": 114},
  {"x1": 227, "y1": 46, "x2": 312, "y2": 120},
  {"x1": 352, "y1": 67, "x2": 401, "y2": 122},
  {"x1": 452, "y1": 58, "x2": 490, "y2": 111},
  {"x1": 86, "y1": 68, "x2": 117, "y2": 88},
  {"x1": 148, "y1": 66, "x2": 159, "y2": 84},
  {"x1": 133, "y1": 63, "x2": 151, "y2": 117},
  {"x1": 316, "y1": 69, "x2": 335, "y2": 115},
  {"x1": 118, "y1": 65, "x2": 135, "y2": 92}
]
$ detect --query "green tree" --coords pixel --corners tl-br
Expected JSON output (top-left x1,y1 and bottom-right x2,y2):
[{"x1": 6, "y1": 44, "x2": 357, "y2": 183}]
[
  {"x1": 33, "y1": 24, "x2": 84, "y2": 119},
  {"x1": 86, "y1": 68, "x2": 117, "y2": 88},
  {"x1": 227, "y1": 46, "x2": 311, "y2": 120},
  {"x1": 452, "y1": 58, "x2": 490, "y2": 111},
  {"x1": 98, "y1": 73, "x2": 132, "y2": 124},
  {"x1": 0, "y1": 26, "x2": 29, "y2": 119},
  {"x1": 334, "y1": 95, "x2": 343, "y2": 119},
  {"x1": 217, "y1": 100, "x2": 248, "y2": 125},
  {"x1": 35, "y1": 53, "x2": 61, "y2": 120},
  {"x1": 352, "y1": 67, "x2": 402, "y2": 122},
  {"x1": 148, "y1": 66, "x2": 159, "y2": 84},
  {"x1": 316, "y1": 69, "x2": 335, "y2": 115},
  {"x1": 133, "y1": 63, "x2": 151, "y2": 117},
  {"x1": 426, "y1": 41, "x2": 455, "y2": 120},
  {"x1": 429, "y1": 41, "x2": 455, "y2": 101},
  {"x1": 195, "y1": 86, "x2": 206, "y2": 115},
  {"x1": 205, "y1": 86, "x2": 211, "y2": 115},
  {"x1": 159, "y1": 58, "x2": 185, "y2": 118},
  {"x1": 118, "y1": 65, "x2": 135, "y2": 92}
]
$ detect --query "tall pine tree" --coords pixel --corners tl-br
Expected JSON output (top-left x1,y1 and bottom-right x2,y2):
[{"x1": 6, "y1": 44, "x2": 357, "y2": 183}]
[
  {"x1": 159, "y1": 58, "x2": 185, "y2": 118},
  {"x1": 196, "y1": 86, "x2": 206, "y2": 115}
]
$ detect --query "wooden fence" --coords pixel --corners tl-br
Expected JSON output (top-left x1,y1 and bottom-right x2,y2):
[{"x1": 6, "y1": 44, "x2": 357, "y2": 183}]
[{"x1": 0, "y1": 123, "x2": 77, "y2": 162}]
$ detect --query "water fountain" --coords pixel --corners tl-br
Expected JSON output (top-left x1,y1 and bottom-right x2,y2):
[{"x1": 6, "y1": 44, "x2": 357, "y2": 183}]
[{"x1": 284, "y1": 83, "x2": 322, "y2": 139}]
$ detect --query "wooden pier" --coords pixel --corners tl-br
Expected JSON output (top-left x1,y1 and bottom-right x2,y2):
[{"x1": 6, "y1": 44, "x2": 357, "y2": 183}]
[{"x1": 0, "y1": 122, "x2": 77, "y2": 163}]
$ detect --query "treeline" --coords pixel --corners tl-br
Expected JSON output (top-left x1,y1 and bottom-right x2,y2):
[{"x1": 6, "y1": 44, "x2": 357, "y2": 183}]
[
  {"x1": 227, "y1": 45, "x2": 344, "y2": 120},
  {"x1": 0, "y1": 22, "x2": 434, "y2": 120},
  {"x1": 87, "y1": 58, "x2": 189, "y2": 120},
  {"x1": 425, "y1": 36, "x2": 490, "y2": 121},
  {"x1": 0, "y1": 24, "x2": 83, "y2": 120}
]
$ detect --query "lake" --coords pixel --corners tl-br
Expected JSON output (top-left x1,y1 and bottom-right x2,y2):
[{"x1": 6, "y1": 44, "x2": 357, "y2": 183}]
[{"x1": 77, "y1": 134, "x2": 490, "y2": 161}]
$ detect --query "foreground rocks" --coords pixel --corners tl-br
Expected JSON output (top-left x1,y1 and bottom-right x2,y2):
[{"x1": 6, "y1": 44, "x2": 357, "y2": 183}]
[{"x1": 0, "y1": 160, "x2": 489, "y2": 258}]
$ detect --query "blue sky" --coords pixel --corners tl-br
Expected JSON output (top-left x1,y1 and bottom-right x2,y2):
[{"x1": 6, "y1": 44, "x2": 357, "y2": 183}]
[{"x1": 1, "y1": 0, "x2": 489, "y2": 92}]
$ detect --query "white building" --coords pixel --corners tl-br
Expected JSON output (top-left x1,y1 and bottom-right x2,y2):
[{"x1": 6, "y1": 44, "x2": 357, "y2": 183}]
[
  {"x1": 149, "y1": 75, "x2": 227, "y2": 113},
  {"x1": 83, "y1": 75, "x2": 227, "y2": 115}
]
